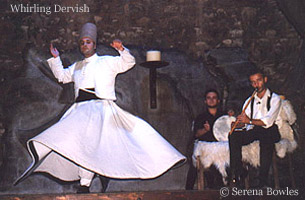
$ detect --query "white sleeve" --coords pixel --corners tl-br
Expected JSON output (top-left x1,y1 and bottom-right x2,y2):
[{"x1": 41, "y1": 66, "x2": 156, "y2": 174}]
[
  {"x1": 111, "y1": 47, "x2": 136, "y2": 73},
  {"x1": 47, "y1": 56, "x2": 75, "y2": 83},
  {"x1": 261, "y1": 94, "x2": 282, "y2": 128}
]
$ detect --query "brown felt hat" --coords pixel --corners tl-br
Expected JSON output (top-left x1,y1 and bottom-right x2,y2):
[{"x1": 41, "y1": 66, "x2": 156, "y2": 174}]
[{"x1": 79, "y1": 23, "x2": 97, "y2": 43}]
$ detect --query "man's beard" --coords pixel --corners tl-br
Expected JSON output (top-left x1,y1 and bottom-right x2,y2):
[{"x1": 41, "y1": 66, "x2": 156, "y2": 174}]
[
  {"x1": 207, "y1": 105, "x2": 218, "y2": 108},
  {"x1": 257, "y1": 85, "x2": 266, "y2": 93},
  {"x1": 82, "y1": 49, "x2": 95, "y2": 57}
]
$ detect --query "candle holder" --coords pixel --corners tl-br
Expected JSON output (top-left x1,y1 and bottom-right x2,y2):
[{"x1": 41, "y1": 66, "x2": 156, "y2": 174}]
[{"x1": 140, "y1": 60, "x2": 169, "y2": 109}]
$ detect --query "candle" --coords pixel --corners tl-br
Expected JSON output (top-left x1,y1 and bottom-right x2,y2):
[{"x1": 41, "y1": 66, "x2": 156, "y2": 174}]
[{"x1": 146, "y1": 50, "x2": 161, "y2": 61}]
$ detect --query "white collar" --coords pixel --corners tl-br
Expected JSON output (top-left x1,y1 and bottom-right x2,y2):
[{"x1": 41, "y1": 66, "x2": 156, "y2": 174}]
[
  {"x1": 255, "y1": 88, "x2": 271, "y2": 101},
  {"x1": 83, "y1": 53, "x2": 98, "y2": 63}
]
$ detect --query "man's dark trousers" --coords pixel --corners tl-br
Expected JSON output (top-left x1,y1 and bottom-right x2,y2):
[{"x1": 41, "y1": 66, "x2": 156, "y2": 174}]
[{"x1": 229, "y1": 125, "x2": 280, "y2": 185}]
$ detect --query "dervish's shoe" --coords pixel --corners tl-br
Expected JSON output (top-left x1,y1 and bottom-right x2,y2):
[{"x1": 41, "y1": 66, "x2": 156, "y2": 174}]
[
  {"x1": 99, "y1": 175, "x2": 110, "y2": 193},
  {"x1": 76, "y1": 185, "x2": 90, "y2": 194}
]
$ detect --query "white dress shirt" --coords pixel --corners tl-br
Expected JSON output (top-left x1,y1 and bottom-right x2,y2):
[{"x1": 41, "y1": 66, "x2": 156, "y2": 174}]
[
  {"x1": 47, "y1": 48, "x2": 136, "y2": 100},
  {"x1": 244, "y1": 88, "x2": 282, "y2": 129}
]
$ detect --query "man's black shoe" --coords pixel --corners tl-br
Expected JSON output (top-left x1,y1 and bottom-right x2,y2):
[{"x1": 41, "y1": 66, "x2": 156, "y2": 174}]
[
  {"x1": 99, "y1": 175, "x2": 110, "y2": 193},
  {"x1": 256, "y1": 181, "x2": 270, "y2": 189},
  {"x1": 76, "y1": 185, "x2": 90, "y2": 194},
  {"x1": 230, "y1": 176, "x2": 240, "y2": 188},
  {"x1": 229, "y1": 174, "x2": 247, "y2": 189}
]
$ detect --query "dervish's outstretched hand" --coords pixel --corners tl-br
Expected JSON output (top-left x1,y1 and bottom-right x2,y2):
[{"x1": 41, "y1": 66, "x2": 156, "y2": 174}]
[
  {"x1": 50, "y1": 43, "x2": 59, "y2": 58},
  {"x1": 110, "y1": 39, "x2": 124, "y2": 51}
]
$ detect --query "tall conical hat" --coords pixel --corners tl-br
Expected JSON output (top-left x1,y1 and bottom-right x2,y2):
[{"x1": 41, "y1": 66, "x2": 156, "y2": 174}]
[{"x1": 79, "y1": 23, "x2": 97, "y2": 43}]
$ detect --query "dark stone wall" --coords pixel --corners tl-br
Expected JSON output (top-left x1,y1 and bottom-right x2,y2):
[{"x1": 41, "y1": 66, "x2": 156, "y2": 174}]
[{"x1": 0, "y1": 0, "x2": 304, "y2": 194}]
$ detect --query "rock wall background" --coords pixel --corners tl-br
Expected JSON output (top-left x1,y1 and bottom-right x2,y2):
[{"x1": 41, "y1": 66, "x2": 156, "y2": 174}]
[{"x1": 0, "y1": 0, "x2": 304, "y2": 194}]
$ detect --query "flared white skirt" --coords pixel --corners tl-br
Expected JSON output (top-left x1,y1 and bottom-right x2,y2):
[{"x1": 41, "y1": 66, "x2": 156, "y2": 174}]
[{"x1": 21, "y1": 100, "x2": 185, "y2": 182}]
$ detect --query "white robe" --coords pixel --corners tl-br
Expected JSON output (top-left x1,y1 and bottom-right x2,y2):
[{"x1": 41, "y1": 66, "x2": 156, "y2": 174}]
[{"x1": 19, "y1": 49, "x2": 186, "y2": 182}]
